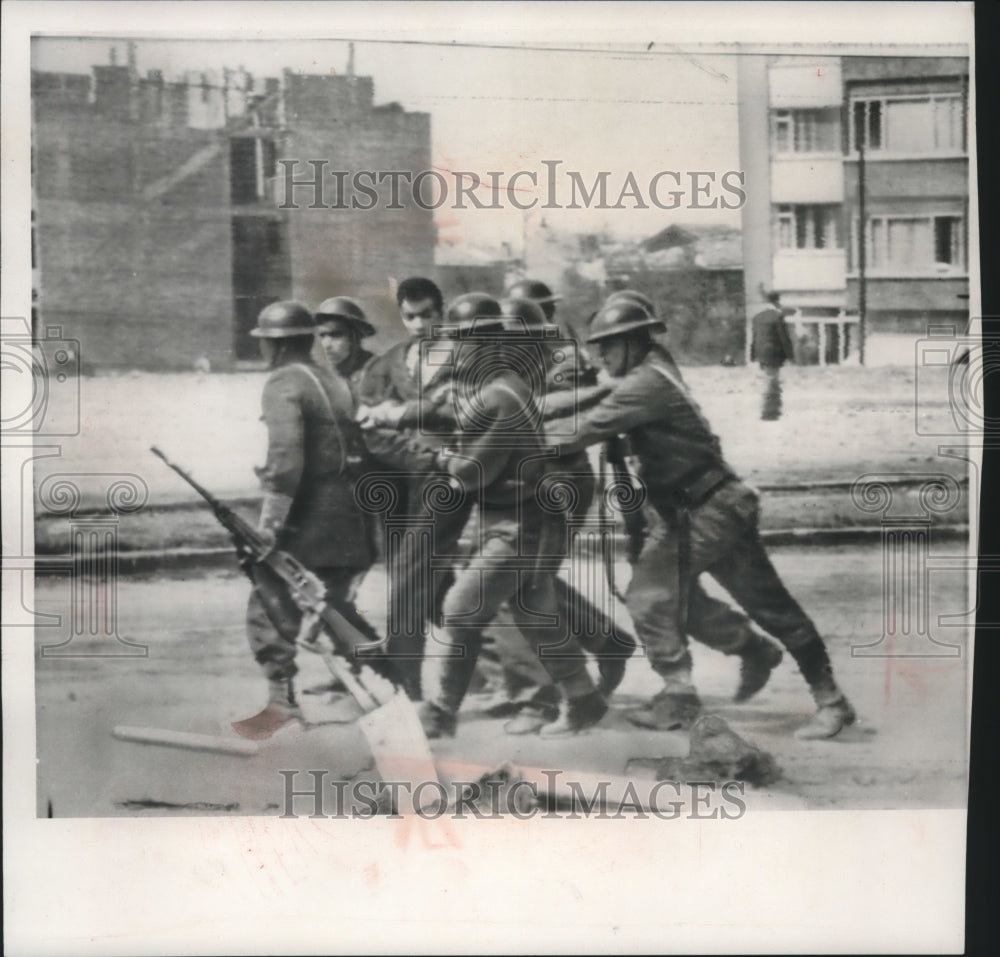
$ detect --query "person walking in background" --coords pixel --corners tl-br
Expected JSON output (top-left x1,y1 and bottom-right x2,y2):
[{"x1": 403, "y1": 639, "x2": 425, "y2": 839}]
[{"x1": 750, "y1": 291, "x2": 797, "y2": 421}]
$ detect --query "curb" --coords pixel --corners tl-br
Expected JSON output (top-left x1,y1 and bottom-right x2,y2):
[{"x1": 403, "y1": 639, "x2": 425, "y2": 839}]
[{"x1": 31, "y1": 524, "x2": 971, "y2": 577}]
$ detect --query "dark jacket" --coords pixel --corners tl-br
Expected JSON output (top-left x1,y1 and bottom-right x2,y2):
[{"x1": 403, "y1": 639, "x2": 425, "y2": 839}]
[
  {"x1": 553, "y1": 345, "x2": 736, "y2": 508},
  {"x1": 337, "y1": 347, "x2": 375, "y2": 409},
  {"x1": 750, "y1": 306, "x2": 796, "y2": 367},
  {"x1": 445, "y1": 370, "x2": 550, "y2": 509},
  {"x1": 357, "y1": 339, "x2": 443, "y2": 475},
  {"x1": 257, "y1": 360, "x2": 374, "y2": 569}
]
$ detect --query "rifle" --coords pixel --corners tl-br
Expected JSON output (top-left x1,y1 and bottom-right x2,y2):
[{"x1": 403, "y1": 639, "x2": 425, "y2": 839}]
[{"x1": 150, "y1": 446, "x2": 396, "y2": 711}]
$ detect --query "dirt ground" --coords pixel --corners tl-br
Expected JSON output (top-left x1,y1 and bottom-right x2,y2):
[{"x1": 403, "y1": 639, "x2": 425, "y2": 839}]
[{"x1": 33, "y1": 542, "x2": 970, "y2": 819}]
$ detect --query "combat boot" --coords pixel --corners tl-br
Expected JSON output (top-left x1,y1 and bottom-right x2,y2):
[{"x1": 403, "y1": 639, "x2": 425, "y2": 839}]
[
  {"x1": 734, "y1": 635, "x2": 783, "y2": 703},
  {"x1": 626, "y1": 687, "x2": 702, "y2": 731},
  {"x1": 627, "y1": 654, "x2": 701, "y2": 731},
  {"x1": 795, "y1": 697, "x2": 857, "y2": 740},
  {"x1": 232, "y1": 678, "x2": 304, "y2": 740},
  {"x1": 503, "y1": 703, "x2": 559, "y2": 736},
  {"x1": 539, "y1": 690, "x2": 608, "y2": 737},
  {"x1": 789, "y1": 639, "x2": 856, "y2": 740}
]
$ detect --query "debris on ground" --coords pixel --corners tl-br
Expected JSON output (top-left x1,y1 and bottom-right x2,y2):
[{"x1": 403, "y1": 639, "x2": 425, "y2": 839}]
[{"x1": 653, "y1": 714, "x2": 783, "y2": 787}]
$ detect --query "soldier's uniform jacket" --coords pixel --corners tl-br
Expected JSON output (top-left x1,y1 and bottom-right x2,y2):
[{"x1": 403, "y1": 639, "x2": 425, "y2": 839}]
[
  {"x1": 445, "y1": 369, "x2": 550, "y2": 511},
  {"x1": 750, "y1": 306, "x2": 796, "y2": 367},
  {"x1": 257, "y1": 360, "x2": 374, "y2": 569},
  {"x1": 337, "y1": 347, "x2": 375, "y2": 409},
  {"x1": 357, "y1": 339, "x2": 442, "y2": 475},
  {"x1": 557, "y1": 344, "x2": 736, "y2": 510}
]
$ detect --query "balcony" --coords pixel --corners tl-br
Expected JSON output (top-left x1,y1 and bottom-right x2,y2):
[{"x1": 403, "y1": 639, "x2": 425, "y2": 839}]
[
  {"x1": 773, "y1": 249, "x2": 847, "y2": 291},
  {"x1": 770, "y1": 156, "x2": 844, "y2": 203}
]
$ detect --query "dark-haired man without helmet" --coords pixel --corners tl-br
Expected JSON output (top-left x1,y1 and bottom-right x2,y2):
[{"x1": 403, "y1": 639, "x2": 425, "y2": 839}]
[
  {"x1": 357, "y1": 277, "x2": 472, "y2": 700},
  {"x1": 232, "y1": 301, "x2": 381, "y2": 739},
  {"x1": 545, "y1": 299, "x2": 856, "y2": 740},
  {"x1": 315, "y1": 296, "x2": 376, "y2": 407},
  {"x1": 416, "y1": 294, "x2": 606, "y2": 738}
]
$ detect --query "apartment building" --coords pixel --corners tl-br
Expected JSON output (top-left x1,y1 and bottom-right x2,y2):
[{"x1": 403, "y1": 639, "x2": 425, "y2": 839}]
[{"x1": 737, "y1": 50, "x2": 970, "y2": 365}]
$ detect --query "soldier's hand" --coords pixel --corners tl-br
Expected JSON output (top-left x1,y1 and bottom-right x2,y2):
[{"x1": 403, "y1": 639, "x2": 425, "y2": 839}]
[{"x1": 357, "y1": 401, "x2": 405, "y2": 429}]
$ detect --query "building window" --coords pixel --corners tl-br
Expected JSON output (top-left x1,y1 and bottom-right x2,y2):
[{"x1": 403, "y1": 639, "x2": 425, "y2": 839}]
[
  {"x1": 773, "y1": 108, "x2": 840, "y2": 153},
  {"x1": 776, "y1": 204, "x2": 843, "y2": 250},
  {"x1": 851, "y1": 93, "x2": 964, "y2": 155},
  {"x1": 852, "y1": 214, "x2": 965, "y2": 273}
]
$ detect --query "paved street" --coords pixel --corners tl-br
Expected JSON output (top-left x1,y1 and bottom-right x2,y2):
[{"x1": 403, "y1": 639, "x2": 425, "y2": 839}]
[{"x1": 31, "y1": 542, "x2": 970, "y2": 817}]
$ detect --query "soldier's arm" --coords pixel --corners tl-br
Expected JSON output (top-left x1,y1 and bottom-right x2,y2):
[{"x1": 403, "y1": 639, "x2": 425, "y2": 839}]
[
  {"x1": 256, "y1": 373, "x2": 305, "y2": 536},
  {"x1": 544, "y1": 370, "x2": 668, "y2": 455},
  {"x1": 360, "y1": 425, "x2": 440, "y2": 472},
  {"x1": 541, "y1": 381, "x2": 613, "y2": 421},
  {"x1": 442, "y1": 388, "x2": 516, "y2": 490}
]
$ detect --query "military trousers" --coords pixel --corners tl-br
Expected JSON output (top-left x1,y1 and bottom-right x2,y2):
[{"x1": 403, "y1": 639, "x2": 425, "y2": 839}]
[
  {"x1": 431, "y1": 527, "x2": 593, "y2": 713},
  {"x1": 626, "y1": 480, "x2": 822, "y2": 674},
  {"x1": 246, "y1": 565, "x2": 375, "y2": 682},
  {"x1": 760, "y1": 363, "x2": 783, "y2": 420}
]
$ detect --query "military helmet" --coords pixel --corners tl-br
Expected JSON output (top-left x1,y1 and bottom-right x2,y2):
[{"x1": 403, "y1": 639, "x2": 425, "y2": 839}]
[
  {"x1": 499, "y1": 296, "x2": 559, "y2": 335},
  {"x1": 605, "y1": 289, "x2": 658, "y2": 318},
  {"x1": 586, "y1": 301, "x2": 666, "y2": 343},
  {"x1": 444, "y1": 292, "x2": 504, "y2": 332},
  {"x1": 315, "y1": 296, "x2": 376, "y2": 338},
  {"x1": 250, "y1": 300, "x2": 316, "y2": 338},
  {"x1": 504, "y1": 278, "x2": 562, "y2": 305}
]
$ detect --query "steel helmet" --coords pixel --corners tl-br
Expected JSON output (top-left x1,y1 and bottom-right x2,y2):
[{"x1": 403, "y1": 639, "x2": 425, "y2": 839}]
[
  {"x1": 586, "y1": 301, "x2": 666, "y2": 343},
  {"x1": 605, "y1": 289, "x2": 658, "y2": 318},
  {"x1": 315, "y1": 296, "x2": 376, "y2": 338},
  {"x1": 498, "y1": 296, "x2": 558, "y2": 335},
  {"x1": 504, "y1": 278, "x2": 562, "y2": 305},
  {"x1": 250, "y1": 300, "x2": 316, "y2": 338},
  {"x1": 444, "y1": 292, "x2": 504, "y2": 332}
]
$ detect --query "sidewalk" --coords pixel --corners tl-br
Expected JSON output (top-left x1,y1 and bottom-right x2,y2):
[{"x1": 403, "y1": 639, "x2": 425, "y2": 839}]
[{"x1": 28, "y1": 362, "x2": 973, "y2": 555}]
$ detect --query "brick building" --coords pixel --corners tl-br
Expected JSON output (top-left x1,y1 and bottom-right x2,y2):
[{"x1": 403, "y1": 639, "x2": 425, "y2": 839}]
[{"x1": 31, "y1": 54, "x2": 435, "y2": 370}]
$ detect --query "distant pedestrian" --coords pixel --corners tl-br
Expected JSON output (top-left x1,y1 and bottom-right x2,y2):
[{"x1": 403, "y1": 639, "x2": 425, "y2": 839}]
[{"x1": 750, "y1": 292, "x2": 796, "y2": 421}]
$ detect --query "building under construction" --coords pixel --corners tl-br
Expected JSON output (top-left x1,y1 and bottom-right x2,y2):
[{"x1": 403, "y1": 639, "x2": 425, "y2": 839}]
[{"x1": 31, "y1": 48, "x2": 435, "y2": 370}]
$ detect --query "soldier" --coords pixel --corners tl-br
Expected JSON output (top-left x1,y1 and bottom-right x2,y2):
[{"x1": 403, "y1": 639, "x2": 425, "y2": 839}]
[
  {"x1": 233, "y1": 301, "x2": 380, "y2": 740},
  {"x1": 750, "y1": 291, "x2": 797, "y2": 421},
  {"x1": 315, "y1": 296, "x2": 377, "y2": 406},
  {"x1": 548, "y1": 289, "x2": 781, "y2": 724},
  {"x1": 414, "y1": 295, "x2": 607, "y2": 738},
  {"x1": 544, "y1": 300, "x2": 856, "y2": 740},
  {"x1": 487, "y1": 295, "x2": 637, "y2": 733},
  {"x1": 356, "y1": 277, "x2": 472, "y2": 700}
]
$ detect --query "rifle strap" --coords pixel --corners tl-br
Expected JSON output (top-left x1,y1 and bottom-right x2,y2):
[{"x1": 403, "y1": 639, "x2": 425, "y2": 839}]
[{"x1": 289, "y1": 363, "x2": 349, "y2": 474}]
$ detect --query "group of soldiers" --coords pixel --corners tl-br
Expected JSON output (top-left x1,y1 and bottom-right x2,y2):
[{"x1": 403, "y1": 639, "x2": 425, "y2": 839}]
[{"x1": 235, "y1": 276, "x2": 856, "y2": 744}]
